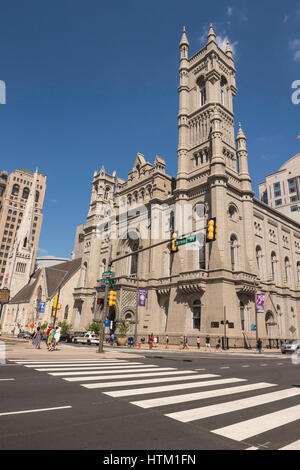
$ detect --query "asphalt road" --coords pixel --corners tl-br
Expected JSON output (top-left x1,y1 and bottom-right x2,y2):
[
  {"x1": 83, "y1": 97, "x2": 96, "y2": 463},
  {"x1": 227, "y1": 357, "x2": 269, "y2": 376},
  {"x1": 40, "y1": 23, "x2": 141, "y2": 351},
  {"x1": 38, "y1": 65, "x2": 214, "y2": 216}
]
[{"x1": 0, "y1": 351, "x2": 299, "y2": 452}]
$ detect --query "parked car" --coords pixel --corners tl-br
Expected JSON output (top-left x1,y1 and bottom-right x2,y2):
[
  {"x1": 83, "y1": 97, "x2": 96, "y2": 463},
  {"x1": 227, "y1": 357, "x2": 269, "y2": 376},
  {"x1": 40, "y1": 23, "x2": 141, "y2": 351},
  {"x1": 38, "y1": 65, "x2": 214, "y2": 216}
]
[
  {"x1": 17, "y1": 331, "x2": 33, "y2": 339},
  {"x1": 59, "y1": 333, "x2": 74, "y2": 343},
  {"x1": 281, "y1": 339, "x2": 300, "y2": 354},
  {"x1": 73, "y1": 331, "x2": 99, "y2": 345}
]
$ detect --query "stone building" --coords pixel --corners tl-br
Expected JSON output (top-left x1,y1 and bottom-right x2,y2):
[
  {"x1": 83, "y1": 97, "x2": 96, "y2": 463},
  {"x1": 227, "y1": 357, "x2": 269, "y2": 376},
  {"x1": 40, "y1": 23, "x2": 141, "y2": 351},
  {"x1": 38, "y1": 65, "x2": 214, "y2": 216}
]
[
  {"x1": 72, "y1": 26, "x2": 300, "y2": 347},
  {"x1": 1, "y1": 258, "x2": 81, "y2": 335}
]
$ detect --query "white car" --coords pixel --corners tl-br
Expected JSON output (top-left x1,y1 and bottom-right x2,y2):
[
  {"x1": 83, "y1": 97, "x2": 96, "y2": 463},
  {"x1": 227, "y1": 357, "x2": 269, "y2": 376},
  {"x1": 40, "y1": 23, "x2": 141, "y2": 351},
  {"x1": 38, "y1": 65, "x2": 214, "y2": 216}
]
[{"x1": 73, "y1": 332, "x2": 99, "y2": 345}]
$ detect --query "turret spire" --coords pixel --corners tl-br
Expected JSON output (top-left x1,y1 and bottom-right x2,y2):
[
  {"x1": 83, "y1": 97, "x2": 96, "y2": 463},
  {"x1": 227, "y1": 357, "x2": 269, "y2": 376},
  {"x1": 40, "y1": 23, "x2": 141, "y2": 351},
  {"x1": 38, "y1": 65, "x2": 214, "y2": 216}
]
[{"x1": 207, "y1": 24, "x2": 216, "y2": 43}]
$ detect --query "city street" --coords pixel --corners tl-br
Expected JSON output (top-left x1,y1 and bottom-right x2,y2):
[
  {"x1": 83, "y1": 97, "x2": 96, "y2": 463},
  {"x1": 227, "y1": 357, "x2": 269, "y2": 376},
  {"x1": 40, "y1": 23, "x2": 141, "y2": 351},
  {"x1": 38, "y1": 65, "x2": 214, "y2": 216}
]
[{"x1": 0, "y1": 346, "x2": 299, "y2": 451}]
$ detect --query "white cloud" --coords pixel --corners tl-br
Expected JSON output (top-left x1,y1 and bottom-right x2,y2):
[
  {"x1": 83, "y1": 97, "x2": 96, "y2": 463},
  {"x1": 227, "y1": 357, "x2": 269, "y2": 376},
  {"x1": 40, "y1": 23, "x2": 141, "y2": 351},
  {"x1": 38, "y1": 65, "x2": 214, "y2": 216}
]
[
  {"x1": 216, "y1": 35, "x2": 238, "y2": 55},
  {"x1": 289, "y1": 38, "x2": 300, "y2": 62},
  {"x1": 227, "y1": 6, "x2": 233, "y2": 17},
  {"x1": 283, "y1": 14, "x2": 289, "y2": 23}
]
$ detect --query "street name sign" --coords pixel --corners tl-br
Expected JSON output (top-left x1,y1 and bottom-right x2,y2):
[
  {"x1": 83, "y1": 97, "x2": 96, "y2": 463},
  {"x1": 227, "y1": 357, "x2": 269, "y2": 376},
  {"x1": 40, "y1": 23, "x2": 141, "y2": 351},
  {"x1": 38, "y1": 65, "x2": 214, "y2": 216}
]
[{"x1": 174, "y1": 234, "x2": 196, "y2": 247}]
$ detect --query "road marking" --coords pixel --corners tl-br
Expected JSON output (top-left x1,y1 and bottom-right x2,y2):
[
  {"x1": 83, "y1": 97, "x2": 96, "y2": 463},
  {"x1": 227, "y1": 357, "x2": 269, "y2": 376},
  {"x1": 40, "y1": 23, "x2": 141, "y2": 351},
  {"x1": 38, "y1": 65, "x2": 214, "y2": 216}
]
[
  {"x1": 104, "y1": 377, "x2": 247, "y2": 398},
  {"x1": 166, "y1": 388, "x2": 300, "y2": 423},
  {"x1": 64, "y1": 370, "x2": 196, "y2": 381},
  {"x1": 12, "y1": 359, "x2": 128, "y2": 367},
  {"x1": 33, "y1": 364, "x2": 155, "y2": 372},
  {"x1": 131, "y1": 382, "x2": 275, "y2": 409},
  {"x1": 0, "y1": 406, "x2": 72, "y2": 417},
  {"x1": 80, "y1": 373, "x2": 214, "y2": 388},
  {"x1": 212, "y1": 403, "x2": 300, "y2": 441},
  {"x1": 0, "y1": 378, "x2": 15, "y2": 381},
  {"x1": 49, "y1": 367, "x2": 175, "y2": 376},
  {"x1": 242, "y1": 365, "x2": 250, "y2": 368},
  {"x1": 219, "y1": 367, "x2": 230, "y2": 369},
  {"x1": 195, "y1": 368, "x2": 206, "y2": 371},
  {"x1": 260, "y1": 364, "x2": 268, "y2": 367},
  {"x1": 279, "y1": 439, "x2": 300, "y2": 450},
  {"x1": 245, "y1": 446, "x2": 258, "y2": 450}
]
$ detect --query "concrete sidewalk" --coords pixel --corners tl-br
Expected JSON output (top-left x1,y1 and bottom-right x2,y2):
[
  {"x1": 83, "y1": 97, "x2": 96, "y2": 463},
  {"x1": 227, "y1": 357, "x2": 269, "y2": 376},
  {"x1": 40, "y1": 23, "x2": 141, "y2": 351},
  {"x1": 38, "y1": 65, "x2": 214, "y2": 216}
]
[{"x1": 0, "y1": 335, "x2": 281, "y2": 360}]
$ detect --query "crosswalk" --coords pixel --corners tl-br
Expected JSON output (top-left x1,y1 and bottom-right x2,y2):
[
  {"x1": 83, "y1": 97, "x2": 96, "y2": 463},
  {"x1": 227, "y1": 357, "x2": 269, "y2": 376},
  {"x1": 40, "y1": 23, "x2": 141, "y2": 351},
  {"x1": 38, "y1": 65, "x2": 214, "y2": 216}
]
[{"x1": 11, "y1": 358, "x2": 300, "y2": 450}]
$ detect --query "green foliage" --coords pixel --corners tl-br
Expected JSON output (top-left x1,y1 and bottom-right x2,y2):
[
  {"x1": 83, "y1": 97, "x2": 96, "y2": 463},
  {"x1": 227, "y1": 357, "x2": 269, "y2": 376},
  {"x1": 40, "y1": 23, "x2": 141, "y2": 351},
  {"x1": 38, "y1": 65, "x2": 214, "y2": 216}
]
[
  {"x1": 58, "y1": 321, "x2": 72, "y2": 335},
  {"x1": 85, "y1": 322, "x2": 100, "y2": 335},
  {"x1": 117, "y1": 320, "x2": 130, "y2": 338},
  {"x1": 39, "y1": 323, "x2": 48, "y2": 333}
]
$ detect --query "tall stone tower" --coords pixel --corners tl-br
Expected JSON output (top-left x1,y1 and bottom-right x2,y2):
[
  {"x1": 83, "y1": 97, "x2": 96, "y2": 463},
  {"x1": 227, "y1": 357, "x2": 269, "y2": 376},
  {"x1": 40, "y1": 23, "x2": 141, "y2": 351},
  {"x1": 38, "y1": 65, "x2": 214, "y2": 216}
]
[
  {"x1": 177, "y1": 25, "x2": 238, "y2": 190},
  {"x1": 2, "y1": 170, "x2": 39, "y2": 297}
]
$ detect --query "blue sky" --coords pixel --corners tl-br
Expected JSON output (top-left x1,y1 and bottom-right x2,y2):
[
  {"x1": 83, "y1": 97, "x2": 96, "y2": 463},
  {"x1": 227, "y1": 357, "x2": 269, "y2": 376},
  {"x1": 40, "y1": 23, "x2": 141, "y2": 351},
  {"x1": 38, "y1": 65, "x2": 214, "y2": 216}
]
[{"x1": 0, "y1": 0, "x2": 299, "y2": 258}]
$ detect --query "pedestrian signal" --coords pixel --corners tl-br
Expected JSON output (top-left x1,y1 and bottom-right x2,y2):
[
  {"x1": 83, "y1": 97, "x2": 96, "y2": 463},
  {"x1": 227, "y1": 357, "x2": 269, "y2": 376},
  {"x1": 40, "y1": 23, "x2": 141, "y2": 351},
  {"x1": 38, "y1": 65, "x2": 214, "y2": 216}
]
[
  {"x1": 108, "y1": 290, "x2": 117, "y2": 307},
  {"x1": 171, "y1": 233, "x2": 180, "y2": 252},
  {"x1": 206, "y1": 218, "x2": 217, "y2": 242}
]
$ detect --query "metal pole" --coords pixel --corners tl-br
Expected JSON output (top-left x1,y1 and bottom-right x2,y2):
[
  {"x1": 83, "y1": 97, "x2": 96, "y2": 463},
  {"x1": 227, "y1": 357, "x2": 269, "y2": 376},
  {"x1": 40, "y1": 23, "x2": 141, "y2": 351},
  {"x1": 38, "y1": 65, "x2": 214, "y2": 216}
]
[
  {"x1": 134, "y1": 278, "x2": 139, "y2": 347},
  {"x1": 223, "y1": 305, "x2": 227, "y2": 350},
  {"x1": 98, "y1": 246, "x2": 112, "y2": 353}
]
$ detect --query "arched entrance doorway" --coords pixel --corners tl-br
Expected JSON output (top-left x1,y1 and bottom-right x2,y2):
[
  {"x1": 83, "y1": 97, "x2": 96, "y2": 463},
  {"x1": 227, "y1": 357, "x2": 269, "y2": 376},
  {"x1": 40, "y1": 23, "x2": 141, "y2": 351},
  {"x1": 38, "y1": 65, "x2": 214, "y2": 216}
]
[{"x1": 265, "y1": 311, "x2": 278, "y2": 348}]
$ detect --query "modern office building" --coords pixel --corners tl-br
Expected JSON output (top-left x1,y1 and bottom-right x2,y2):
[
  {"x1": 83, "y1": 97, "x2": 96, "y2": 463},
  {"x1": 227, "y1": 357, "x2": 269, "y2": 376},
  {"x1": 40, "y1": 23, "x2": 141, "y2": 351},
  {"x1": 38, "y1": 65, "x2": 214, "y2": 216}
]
[{"x1": 259, "y1": 154, "x2": 300, "y2": 224}]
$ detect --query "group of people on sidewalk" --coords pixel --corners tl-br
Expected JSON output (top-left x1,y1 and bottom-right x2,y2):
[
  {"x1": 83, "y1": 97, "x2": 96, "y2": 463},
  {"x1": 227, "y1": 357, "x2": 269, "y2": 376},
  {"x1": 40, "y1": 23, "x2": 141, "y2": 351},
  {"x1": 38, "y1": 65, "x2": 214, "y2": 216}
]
[
  {"x1": 147, "y1": 334, "x2": 264, "y2": 353},
  {"x1": 31, "y1": 325, "x2": 61, "y2": 351}
]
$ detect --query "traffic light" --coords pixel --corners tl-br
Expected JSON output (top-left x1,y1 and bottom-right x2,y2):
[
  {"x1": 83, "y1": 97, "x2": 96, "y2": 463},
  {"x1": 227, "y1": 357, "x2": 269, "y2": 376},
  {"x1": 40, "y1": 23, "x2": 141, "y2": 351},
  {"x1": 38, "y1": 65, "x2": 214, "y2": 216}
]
[
  {"x1": 108, "y1": 290, "x2": 117, "y2": 307},
  {"x1": 53, "y1": 295, "x2": 58, "y2": 309},
  {"x1": 171, "y1": 232, "x2": 181, "y2": 252},
  {"x1": 206, "y1": 218, "x2": 217, "y2": 242}
]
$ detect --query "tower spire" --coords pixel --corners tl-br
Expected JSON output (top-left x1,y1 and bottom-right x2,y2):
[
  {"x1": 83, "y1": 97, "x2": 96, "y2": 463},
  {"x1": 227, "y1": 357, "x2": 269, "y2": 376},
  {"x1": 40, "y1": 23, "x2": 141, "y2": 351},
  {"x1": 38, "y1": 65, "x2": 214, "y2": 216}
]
[
  {"x1": 179, "y1": 26, "x2": 189, "y2": 48},
  {"x1": 207, "y1": 23, "x2": 216, "y2": 43}
]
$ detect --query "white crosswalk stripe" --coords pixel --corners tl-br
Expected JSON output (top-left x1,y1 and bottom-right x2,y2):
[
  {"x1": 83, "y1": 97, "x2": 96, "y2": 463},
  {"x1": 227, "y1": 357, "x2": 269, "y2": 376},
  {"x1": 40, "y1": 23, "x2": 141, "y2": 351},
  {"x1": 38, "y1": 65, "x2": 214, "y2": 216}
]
[
  {"x1": 131, "y1": 382, "x2": 276, "y2": 409},
  {"x1": 11, "y1": 359, "x2": 300, "y2": 450}
]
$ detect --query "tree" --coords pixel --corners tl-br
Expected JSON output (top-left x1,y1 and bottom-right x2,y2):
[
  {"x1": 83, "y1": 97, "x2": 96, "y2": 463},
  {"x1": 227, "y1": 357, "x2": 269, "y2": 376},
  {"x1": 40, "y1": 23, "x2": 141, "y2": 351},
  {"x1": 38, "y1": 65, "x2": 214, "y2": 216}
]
[
  {"x1": 117, "y1": 320, "x2": 130, "y2": 338},
  {"x1": 58, "y1": 321, "x2": 72, "y2": 335},
  {"x1": 85, "y1": 322, "x2": 101, "y2": 335}
]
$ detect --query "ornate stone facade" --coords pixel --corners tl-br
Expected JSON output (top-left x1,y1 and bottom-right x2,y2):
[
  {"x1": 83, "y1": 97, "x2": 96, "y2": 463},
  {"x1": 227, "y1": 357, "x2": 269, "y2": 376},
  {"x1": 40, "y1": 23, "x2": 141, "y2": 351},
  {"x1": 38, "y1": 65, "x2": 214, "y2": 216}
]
[{"x1": 73, "y1": 26, "x2": 300, "y2": 347}]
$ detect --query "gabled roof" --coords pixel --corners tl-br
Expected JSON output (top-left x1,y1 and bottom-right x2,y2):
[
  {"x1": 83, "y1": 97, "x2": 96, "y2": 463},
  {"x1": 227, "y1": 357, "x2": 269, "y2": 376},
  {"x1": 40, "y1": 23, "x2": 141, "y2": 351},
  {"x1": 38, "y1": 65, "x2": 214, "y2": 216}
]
[
  {"x1": 9, "y1": 258, "x2": 82, "y2": 304},
  {"x1": 45, "y1": 258, "x2": 82, "y2": 298},
  {"x1": 10, "y1": 270, "x2": 42, "y2": 303}
]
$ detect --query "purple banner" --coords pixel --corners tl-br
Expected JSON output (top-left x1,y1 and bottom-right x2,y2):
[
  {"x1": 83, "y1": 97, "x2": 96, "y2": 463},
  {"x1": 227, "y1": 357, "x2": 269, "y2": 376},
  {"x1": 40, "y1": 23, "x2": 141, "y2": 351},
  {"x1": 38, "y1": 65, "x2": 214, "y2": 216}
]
[
  {"x1": 138, "y1": 289, "x2": 147, "y2": 307},
  {"x1": 256, "y1": 293, "x2": 265, "y2": 313}
]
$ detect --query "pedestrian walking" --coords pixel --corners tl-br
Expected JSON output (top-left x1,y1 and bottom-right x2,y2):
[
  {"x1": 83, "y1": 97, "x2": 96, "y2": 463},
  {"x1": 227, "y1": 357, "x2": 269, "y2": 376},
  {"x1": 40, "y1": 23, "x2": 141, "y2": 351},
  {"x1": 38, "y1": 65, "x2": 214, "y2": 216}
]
[
  {"x1": 48, "y1": 326, "x2": 57, "y2": 351},
  {"x1": 53, "y1": 326, "x2": 61, "y2": 350},
  {"x1": 215, "y1": 337, "x2": 221, "y2": 352},
  {"x1": 32, "y1": 327, "x2": 43, "y2": 349},
  {"x1": 165, "y1": 335, "x2": 169, "y2": 349},
  {"x1": 205, "y1": 335, "x2": 211, "y2": 351},
  {"x1": 184, "y1": 335, "x2": 189, "y2": 349},
  {"x1": 196, "y1": 336, "x2": 201, "y2": 349},
  {"x1": 110, "y1": 332, "x2": 114, "y2": 346},
  {"x1": 257, "y1": 338, "x2": 262, "y2": 354},
  {"x1": 179, "y1": 335, "x2": 184, "y2": 349},
  {"x1": 149, "y1": 333, "x2": 154, "y2": 349}
]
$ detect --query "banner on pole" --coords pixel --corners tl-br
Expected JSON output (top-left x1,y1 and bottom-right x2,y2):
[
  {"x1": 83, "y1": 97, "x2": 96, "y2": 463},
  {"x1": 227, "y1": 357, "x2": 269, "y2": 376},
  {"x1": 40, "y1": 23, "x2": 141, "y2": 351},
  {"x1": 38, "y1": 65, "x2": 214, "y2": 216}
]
[
  {"x1": 138, "y1": 289, "x2": 147, "y2": 307},
  {"x1": 256, "y1": 293, "x2": 265, "y2": 313}
]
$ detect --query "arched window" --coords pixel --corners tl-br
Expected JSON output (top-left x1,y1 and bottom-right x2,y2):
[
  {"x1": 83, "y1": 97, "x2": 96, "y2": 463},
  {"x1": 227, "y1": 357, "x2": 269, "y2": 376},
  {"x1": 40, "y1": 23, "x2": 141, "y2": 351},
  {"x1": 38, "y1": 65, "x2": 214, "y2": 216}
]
[
  {"x1": 35, "y1": 190, "x2": 39, "y2": 202},
  {"x1": 284, "y1": 257, "x2": 290, "y2": 283},
  {"x1": 192, "y1": 300, "x2": 201, "y2": 330},
  {"x1": 230, "y1": 235, "x2": 238, "y2": 271},
  {"x1": 22, "y1": 187, "x2": 30, "y2": 199},
  {"x1": 104, "y1": 187, "x2": 110, "y2": 200},
  {"x1": 82, "y1": 262, "x2": 88, "y2": 287},
  {"x1": 256, "y1": 246, "x2": 262, "y2": 277},
  {"x1": 130, "y1": 240, "x2": 139, "y2": 275},
  {"x1": 23, "y1": 237, "x2": 27, "y2": 248},
  {"x1": 12, "y1": 184, "x2": 19, "y2": 196},
  {"x1": 220, "y1": 76, "x2": 227, "y2": 106},
  {"x1": 297, "y1": 261, "x2": 300, "y2": 284},
  {"x1": 198, "y1": 77, "x2": 206, "y2": 106},
  {"x1": 271, "y1": 251, "x2": 277, "y2": 281},
  {"x1": 64, "y1": 305, "x2": 69, "y2": 320}
]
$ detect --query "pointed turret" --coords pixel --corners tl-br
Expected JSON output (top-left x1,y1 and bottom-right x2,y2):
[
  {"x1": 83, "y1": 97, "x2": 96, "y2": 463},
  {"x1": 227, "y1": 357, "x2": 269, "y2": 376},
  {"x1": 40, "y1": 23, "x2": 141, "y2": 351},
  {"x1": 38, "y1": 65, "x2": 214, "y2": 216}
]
[
  {"x1": 179, "y1": 26, "x2": 189, "y2": 48},
  {"x1": 207, "y1": 24, "x2": 216, "y2": 43},
  {"x1": 225, "y1": 40, "x2": 233, "y2": 58},
  {"x1": 236, "y1": 123, "x2": 251, "y2": 189}
]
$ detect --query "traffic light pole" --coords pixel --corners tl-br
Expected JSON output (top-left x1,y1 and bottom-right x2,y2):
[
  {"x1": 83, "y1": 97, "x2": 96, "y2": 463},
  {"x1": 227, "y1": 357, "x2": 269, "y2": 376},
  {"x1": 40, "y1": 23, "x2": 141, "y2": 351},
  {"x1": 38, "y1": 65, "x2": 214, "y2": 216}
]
[{"x1": 97, "y1": 246, "x2": 113, "y2": 354}]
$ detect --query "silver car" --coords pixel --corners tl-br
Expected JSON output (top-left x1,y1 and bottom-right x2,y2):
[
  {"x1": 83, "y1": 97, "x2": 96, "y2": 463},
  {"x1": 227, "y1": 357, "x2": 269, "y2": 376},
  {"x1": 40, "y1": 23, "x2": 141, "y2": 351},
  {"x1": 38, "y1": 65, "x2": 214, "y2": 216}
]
[{"x1": 281, "y1": 339, "x2": 300, "y2": 354}]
